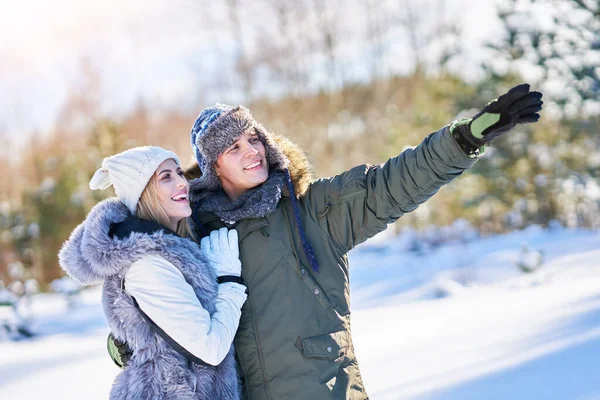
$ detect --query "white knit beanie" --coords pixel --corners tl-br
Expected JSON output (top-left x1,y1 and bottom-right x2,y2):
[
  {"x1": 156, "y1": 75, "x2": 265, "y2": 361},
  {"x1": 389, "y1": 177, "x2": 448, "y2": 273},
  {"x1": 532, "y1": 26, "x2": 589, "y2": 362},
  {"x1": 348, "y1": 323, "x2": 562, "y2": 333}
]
[{"x1": 89, "y1": 146, "x2": 180, "y2": 214}]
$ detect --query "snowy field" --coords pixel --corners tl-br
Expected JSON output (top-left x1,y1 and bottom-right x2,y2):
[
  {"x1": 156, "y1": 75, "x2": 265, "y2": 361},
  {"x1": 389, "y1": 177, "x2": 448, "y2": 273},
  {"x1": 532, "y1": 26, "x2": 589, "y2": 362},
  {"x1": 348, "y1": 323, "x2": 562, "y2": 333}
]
[{"x1": 1, "y1": 224, "x2": 599, "y2": 399}]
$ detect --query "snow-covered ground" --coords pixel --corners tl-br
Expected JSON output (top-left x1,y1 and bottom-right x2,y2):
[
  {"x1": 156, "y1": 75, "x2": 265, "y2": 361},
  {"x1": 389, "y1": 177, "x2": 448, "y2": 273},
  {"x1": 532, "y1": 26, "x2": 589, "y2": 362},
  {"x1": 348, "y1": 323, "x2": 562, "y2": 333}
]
[{"x1": 1, "y1": 225, "x2": 599, "y2": 399}]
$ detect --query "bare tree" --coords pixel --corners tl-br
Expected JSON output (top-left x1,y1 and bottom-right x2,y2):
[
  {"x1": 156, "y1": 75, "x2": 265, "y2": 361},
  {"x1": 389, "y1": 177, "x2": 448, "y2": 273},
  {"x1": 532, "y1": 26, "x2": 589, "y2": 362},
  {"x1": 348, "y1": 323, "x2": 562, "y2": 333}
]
[
  {"x1": 226, "y1": 0, "x2": 255, "y2": 99},
  {"x1": 397, "y1": 0, "x2": 424, "y2": 74},
  {"x1": 263, "y1": 0, "x2": 311, "y2": 96},
  {"x1": 393, "y1": 0, "x2": 462, "y2": 76},
  {"x1": 364, "y1": 0, "x2": 390, "y2": 80},
  {"x1": 0, "y1": 124, "x2": 14, "y2": 201},
  {"x1": 290, "y1": 0, "x2": 319, "y2": 96},
  {"x1": 312, "y1": 0, "x2": 345, "y2": 92},
  {"x1": 56, "y1": 57, "x2": 102, "y2": 133}
]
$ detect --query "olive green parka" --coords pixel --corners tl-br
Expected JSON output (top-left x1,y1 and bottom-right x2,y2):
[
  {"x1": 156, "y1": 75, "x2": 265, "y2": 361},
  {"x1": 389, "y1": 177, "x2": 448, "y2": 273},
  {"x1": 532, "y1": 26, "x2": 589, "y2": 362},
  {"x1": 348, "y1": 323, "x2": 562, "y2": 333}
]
[{"x1": 195, "y1": 126, "x2": 478, "y2": 399}]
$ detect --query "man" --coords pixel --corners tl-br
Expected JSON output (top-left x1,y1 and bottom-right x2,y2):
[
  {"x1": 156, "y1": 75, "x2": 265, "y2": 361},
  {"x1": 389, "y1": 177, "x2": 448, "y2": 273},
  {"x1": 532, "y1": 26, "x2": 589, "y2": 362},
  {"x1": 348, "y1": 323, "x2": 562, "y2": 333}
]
[{"x1": 110, "y1": 84, "x2": 542, "y2": 399}]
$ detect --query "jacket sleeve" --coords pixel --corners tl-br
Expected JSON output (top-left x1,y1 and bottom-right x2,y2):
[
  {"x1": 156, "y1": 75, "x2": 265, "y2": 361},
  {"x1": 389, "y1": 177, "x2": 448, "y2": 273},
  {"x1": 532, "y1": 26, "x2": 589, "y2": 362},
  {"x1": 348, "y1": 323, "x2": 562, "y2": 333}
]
[
  {"x1": 124, "y1": 254, "x2": 247, "y2": 366},
  {"x1": 302, "y1": 125, "x2": 478, "y2": 252}
]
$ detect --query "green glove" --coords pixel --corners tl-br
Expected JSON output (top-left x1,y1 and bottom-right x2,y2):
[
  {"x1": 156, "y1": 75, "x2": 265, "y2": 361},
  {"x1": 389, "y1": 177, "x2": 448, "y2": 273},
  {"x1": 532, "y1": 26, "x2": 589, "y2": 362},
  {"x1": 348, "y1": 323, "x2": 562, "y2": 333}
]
[
  {"x1": 457, "y1": 83, "x2": 543, "y2": 148},
  {"x1": 107, "y1": 332, "x2": 132, "y2": 368}
]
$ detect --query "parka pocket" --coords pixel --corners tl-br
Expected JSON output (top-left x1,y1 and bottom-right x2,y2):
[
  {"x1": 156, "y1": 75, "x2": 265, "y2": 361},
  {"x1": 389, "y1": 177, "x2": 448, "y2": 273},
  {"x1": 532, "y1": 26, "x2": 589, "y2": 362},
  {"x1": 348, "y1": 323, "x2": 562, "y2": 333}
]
[{"x1": 297, "y1": 329, "x2": 349, "y2": 360}]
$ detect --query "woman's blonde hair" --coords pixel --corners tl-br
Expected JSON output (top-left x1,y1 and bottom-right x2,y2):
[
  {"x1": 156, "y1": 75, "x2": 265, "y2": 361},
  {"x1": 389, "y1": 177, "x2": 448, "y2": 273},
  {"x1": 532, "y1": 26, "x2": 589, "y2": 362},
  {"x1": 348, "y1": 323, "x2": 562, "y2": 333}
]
[{"x1": 137, "y1": 173, "x2": 196, "y2": 241}]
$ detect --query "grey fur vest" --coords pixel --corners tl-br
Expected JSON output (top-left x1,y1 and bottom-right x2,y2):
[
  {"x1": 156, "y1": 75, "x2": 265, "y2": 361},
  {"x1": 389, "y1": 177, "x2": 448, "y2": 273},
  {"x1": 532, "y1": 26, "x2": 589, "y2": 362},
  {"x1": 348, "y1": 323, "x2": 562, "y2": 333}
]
[{"x1": 58, "y1": 198, "x2": 240, "y2": 399}]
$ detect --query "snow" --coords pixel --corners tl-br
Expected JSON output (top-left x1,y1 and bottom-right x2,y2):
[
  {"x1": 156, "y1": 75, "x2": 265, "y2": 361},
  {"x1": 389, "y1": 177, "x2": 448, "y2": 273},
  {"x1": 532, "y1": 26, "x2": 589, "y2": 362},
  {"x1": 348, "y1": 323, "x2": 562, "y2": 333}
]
[
  {"x1": 1, "y1": 226, "x2": 599, "y2": 399},
  {"x1": 50, "y1": 275, "x2": 84, "y2": 295}
]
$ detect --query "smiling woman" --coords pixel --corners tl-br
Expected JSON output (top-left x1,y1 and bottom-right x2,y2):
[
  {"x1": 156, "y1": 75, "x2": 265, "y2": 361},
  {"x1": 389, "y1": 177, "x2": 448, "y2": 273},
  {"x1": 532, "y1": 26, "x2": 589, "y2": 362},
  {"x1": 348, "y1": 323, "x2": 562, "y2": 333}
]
[
  {"x1": 137, "y1": 158, "x2": 193, "y2": 235},
  {"x1": 59, "y1": 145, "x2": 247, "y2": 399}
]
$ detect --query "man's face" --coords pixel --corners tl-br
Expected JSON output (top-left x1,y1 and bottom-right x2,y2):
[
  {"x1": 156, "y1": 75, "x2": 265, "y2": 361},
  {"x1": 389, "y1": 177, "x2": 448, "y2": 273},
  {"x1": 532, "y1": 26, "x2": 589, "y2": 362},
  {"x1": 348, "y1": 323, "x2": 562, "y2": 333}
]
[{"x1": 215, "y1": 129, "x2": 269, "y2": 200}]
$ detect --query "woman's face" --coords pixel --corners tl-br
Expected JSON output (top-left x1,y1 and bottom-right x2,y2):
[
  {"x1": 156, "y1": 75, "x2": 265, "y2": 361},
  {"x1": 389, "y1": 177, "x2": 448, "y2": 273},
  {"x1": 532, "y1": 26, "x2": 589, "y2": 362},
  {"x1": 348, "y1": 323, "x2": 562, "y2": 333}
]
[{"x1": 155, "y1": 159, "x2": 192, "y2": 229}]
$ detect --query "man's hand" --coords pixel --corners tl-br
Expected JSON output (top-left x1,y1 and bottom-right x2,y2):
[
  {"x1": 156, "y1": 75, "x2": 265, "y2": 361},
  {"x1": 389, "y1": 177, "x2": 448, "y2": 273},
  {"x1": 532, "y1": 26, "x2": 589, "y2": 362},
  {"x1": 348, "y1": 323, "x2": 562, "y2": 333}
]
[
  {"x1": 107, "y1": 332, "x2": 132, "y2": 368},
  {"x1": 459, "y1": 83, "x2": 543, "y2": 148}
]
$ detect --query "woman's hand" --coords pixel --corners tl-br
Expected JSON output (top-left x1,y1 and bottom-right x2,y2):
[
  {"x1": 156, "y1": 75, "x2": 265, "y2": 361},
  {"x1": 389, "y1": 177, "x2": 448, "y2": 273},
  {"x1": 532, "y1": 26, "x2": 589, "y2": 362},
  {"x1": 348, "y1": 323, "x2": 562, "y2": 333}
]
[{"x1": 200, "y1": 228, "x2": 242, "y2": 278}]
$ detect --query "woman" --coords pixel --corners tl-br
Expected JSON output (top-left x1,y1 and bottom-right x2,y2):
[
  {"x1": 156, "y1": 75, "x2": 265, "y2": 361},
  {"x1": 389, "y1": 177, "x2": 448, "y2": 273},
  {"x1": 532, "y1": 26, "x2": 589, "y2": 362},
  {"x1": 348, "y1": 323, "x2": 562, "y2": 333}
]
[{"x1": 59, "y1": 146, "x2": 246, "y2": 399}]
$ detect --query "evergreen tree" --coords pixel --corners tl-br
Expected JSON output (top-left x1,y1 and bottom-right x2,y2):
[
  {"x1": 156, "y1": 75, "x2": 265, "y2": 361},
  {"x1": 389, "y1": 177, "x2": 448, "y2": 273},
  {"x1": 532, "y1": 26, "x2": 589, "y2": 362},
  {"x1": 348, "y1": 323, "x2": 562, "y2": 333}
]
[{"x1": 487, "y1": 0, "x2": 599, "y2": 114}]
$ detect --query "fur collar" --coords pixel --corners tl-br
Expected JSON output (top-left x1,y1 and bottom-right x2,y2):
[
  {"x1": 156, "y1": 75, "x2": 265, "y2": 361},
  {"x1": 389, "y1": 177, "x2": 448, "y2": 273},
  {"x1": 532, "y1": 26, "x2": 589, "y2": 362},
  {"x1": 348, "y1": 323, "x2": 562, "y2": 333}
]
[{"x1": 58, "y1": 198, "x2": 201, "y2": 286}]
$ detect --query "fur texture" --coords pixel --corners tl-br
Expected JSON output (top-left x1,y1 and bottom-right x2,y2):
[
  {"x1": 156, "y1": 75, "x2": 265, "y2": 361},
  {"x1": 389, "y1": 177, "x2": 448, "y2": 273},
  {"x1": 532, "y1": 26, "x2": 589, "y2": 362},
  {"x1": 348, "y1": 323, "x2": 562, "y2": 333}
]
[
  {"x1": 187, "y1": 128, "x2": 314, "y2": 199},
  {"x1": 190, "y1": 105, "x2": 314, "y2": 194},
  {"x1": 270, "y1": 132, "x2": 313, "y2": 197},
  {"x1": 192, "y1": 171, "x2": 285, "y2": 223},
  {"x1": 58, "y1": 198, "x2": 240, "y2": 399}
]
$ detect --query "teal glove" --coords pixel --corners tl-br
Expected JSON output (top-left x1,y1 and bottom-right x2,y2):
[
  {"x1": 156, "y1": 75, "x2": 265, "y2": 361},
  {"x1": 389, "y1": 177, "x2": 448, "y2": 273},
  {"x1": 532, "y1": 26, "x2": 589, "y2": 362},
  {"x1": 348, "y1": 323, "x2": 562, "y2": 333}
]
[
  {"x1": 458, "y1": 83, "x2": 543, "y2": 148},
  {"x1": 107, "y1": 332, "x2": 132, "y2": 369}
]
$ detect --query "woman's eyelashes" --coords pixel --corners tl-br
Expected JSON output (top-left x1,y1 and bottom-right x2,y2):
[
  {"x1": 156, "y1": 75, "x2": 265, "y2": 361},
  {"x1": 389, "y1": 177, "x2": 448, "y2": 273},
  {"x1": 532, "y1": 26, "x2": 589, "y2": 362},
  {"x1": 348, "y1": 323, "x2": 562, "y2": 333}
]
[{"x1": 160, "y1": 169, "x2": 184, "y2": 181}]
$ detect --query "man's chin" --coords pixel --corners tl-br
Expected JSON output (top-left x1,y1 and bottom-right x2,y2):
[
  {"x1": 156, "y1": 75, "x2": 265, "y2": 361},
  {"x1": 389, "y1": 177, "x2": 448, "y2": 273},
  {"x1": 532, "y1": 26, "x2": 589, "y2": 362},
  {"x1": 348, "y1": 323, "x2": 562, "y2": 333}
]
[
  {"x1": 257, "y1": 175, "x2": 269, "y2": 185},
  {"x1": 253, "y1": 171, "x2": 269, "y2": 186}
]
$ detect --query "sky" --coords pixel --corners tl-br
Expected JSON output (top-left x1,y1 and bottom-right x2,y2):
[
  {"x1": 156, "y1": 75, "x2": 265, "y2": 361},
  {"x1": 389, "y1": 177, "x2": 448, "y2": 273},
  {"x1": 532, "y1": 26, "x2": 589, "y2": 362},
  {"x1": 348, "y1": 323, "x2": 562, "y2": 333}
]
[
  {"x1": 0, "y1": 0, "x2": 215, "y2": 136},
  {"x1": 0, "y1": 0, "x2": 501, "y2": 143}
]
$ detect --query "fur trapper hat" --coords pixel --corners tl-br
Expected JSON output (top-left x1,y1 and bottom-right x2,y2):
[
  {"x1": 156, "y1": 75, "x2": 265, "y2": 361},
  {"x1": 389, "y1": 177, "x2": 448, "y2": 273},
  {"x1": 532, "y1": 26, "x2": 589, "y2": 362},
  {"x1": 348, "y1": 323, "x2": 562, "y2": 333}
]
[{"x1": 190, "y1": 104, "x2": 289, "y2": 190}]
